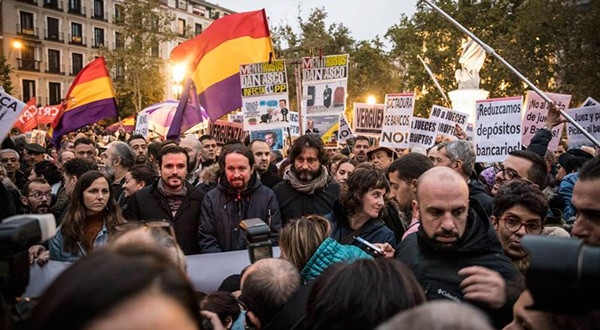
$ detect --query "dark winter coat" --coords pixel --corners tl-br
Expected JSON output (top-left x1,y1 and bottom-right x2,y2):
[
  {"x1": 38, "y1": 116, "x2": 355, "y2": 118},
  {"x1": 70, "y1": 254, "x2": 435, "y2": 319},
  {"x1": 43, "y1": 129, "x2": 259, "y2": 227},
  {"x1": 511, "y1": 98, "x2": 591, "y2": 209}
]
[
  {"x1": 125, "y1": 181, "x2": 205, "y2": 255},
  {"x1": 198, "y1": 173, "x2": 281, "y2": 253},
  {"x1": 396, "y1": 209, "x2": 521, "y2": 328},
  {"x1": 273, "y1": 179, "x2": 339, "y2": 226},
  {"x1": 326, "y1": 200, "x2": 397, "y2": 248}
]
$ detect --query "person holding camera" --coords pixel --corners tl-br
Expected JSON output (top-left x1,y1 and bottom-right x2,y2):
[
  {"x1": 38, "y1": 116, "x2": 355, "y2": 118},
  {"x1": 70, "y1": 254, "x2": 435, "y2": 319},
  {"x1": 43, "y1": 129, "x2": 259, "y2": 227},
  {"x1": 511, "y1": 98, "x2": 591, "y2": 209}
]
[{"x1": 199, "y1": 144, "x2": 281, "y2": 253}]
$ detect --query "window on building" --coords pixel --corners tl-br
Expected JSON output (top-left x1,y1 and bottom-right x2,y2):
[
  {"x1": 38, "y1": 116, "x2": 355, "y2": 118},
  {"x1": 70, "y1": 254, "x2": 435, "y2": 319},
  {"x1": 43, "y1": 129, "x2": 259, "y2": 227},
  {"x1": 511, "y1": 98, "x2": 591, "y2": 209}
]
[
  {"x1": 20, "y1": 12, "x2": 35, "y2": 35},
  {"x1": 114, "y1": 4, "x2": 123, "y2": 23},
  {"x1": 49, "y1": 82, "x2": 61, "y2": 104},
  {"x1": 48, "y1": 49, "x2": 60, "y2": 73},
  {"x1": 47, "y1": 17, "x2": 60, "y2": 40},
  {"x1": 176, "y1": 0, "x2": 187, "y2": 10},
  {"x1": 22, "y1": 80, "x2": 36, "y2": 102},
  {"x1": 93, "y1": 0, "x2": 104, "y2": 19},
  {"x1": 71, "y1": 23, "x2": 83, "y2": 43},
  {"x1": 177, "y1": 18, "x2": 186, "y2": 36},
  {"x1": 94, "y1": 28, "x2": 105, "y2": 47},
  {"x1": 115, "y1": 32, "x2": 124, "y2": 49},
  {"x1": 72, "y1": 53, "x2": 83, "y2": 75},
  {"x1": 195, "y1": 23, "x2": 203, "y2": 36},
  {"x1": 69, "y1": 0, "x2": 82, "y2": 13},
  {"x1": 44, "y1": 0, "x2": 60, "y2": 9}
]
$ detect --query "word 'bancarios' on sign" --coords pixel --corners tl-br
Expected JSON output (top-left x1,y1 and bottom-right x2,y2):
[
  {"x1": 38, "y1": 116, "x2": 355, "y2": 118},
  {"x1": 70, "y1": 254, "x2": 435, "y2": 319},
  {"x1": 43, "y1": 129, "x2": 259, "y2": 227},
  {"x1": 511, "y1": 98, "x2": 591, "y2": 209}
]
[
  {"x1": 474, "y1": 96, "x2": 523, "y2": 163},
  {"x1": 379, "y1": 93, "x2": 414, "y2": 149},
  {"x1": 0, "y1": 88, "x2": 27, "y2": 141}
]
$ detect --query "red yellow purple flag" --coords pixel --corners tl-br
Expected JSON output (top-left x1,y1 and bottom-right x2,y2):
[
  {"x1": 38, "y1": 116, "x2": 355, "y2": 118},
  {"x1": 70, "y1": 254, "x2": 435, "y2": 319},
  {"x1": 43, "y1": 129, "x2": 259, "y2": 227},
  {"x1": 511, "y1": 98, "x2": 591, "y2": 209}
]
[
  {"x1": 51, "y1": 57, "x2": 118, "y2": 145},
  {"x1": 169, "y1": 9, "x2": 273, "y2": 122}
]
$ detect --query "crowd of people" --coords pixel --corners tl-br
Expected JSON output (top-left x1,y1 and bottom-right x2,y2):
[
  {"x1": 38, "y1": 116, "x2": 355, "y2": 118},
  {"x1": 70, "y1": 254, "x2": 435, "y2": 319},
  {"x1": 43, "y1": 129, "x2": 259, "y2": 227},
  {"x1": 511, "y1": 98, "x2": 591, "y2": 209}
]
[{"x1": 1, "y1": 104, "x2": 599, "y2": 329}]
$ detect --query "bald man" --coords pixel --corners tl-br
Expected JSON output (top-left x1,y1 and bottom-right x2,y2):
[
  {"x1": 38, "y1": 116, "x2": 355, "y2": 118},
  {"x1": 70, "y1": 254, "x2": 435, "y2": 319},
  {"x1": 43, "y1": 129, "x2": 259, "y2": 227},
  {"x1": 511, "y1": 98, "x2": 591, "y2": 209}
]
[{"x1": 396, "y1": 167, "x2": 521, "y2": 328}]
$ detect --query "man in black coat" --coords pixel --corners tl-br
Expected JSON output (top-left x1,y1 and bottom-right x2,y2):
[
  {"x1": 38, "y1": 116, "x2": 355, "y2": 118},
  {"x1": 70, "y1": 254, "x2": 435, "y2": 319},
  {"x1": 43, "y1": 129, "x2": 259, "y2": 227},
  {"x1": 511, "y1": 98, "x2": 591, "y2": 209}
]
[
  {"x1": 396, "y1": 167, "x2": 522, "y2": 329},
  {"x1": 273, "y1": 134, "x2": 339, "y2": 226},
  {"x1": 125, "y1": 145, "x2": 204, "y2": 255},
  {"x1": 249, "y1": 139, "x2": 282, "y2": 189}
]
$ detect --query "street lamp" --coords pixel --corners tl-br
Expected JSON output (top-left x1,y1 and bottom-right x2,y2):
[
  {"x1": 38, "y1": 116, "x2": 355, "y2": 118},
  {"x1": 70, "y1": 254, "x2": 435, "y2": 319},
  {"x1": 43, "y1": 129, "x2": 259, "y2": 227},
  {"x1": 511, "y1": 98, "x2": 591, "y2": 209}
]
[
  {"x1": 171, "y1": 63, "x2": 186, "y2": 100},
  {"x1": 366, "y1": 95, "x2": 376, "y2": 105},
  {"x1": 7, "y1": 40, "x2": 23, "y2": 59}
]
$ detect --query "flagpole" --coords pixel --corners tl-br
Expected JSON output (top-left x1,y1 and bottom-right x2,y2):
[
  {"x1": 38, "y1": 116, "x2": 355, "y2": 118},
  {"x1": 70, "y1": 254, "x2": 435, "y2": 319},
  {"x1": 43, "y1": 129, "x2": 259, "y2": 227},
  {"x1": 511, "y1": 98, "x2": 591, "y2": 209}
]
[{"x1": 422, "y1": 0, "x2": 600, "y2": 148}]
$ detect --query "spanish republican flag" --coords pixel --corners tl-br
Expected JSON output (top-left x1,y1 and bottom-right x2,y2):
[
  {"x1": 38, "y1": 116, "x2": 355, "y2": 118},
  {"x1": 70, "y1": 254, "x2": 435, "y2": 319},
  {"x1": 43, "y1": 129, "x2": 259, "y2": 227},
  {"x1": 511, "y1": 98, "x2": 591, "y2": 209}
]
[
  {"x1": 170, "y1": 9, "x2": 273, "y2": 122},
  {"x1": 51, "y1": 57, "x2": 117, "y2": 145}
]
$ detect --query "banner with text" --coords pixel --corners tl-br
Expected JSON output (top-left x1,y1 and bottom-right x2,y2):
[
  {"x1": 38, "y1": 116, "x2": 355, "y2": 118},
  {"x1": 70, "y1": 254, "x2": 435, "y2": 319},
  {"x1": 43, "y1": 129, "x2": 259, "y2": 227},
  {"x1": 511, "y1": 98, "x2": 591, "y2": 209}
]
[
  {"x1": 474, "y1": 96, "x2": 523, "y2": 163},
  {"x1": 428, "y1": 105, "x2": 470, "y2": 141},
  {"x1": 209, "y1": 120, "x2": 246, "y2": 145},
  {"x1": 301, "y1": 54, "x2": 348, "y2": 119},
  {"x1": 0, "y1": 89, "x2": 27, "y2": 142},
  {"x1": 240, "y1": 60, "x2": 290, "y2": 132},
  {"x1": 566, "y1": 105, "x2": 600, "y2": 147},
  {"x1": 353, "y1": 103, "x2": 384, "y2": 137},
  {"x1": 134, "y1": 110, "x2": 149, "y2": 138},
  {"x1": 409, "y1": 118, "x2": 437, "y2": 149},
  {"x1": 521, "y1": 91, "x2": 571, "y2": 151},
  {"x1": 14, "y1": 101, "x2": 61, "y2": 132},
  {"x1": 379, "y1": 93, "x2": 414, "y2": 149}
]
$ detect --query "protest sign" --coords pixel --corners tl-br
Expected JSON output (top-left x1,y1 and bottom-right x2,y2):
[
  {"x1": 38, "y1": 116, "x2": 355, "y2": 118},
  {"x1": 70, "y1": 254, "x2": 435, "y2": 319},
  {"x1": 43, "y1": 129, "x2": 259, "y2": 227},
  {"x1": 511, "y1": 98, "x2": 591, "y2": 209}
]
[
  {"x1": 209, "y1": 120, "x2": 245, "y2": 145},
  {"x1": 14, "y1": 99, "x2": 61, "y2": 132},
  {"x1": 353, "y1": 103, "x2": 385, "y2": 137},
  {"x1": 26, "y1": 129, "x2": 48, "y2": 147},
  {"x1": 301, "y1": 54, "x2": 349, "y2": 117},
  {"x1": 580, "y1": 97, "x2": 599, "y2": 107},
  {"x1": 379, "y1": 93, "x2": 414, "y2": 149},
  {"x1": 428, "y1": 104, "x2": 470, "y2": 140},
  {"x1": 337, "y1": 113, "x2": 354, "y2": 144},
  {"x1": 134, "y1": 110, "x2": 149, "y2": 138},
  {"x1": 521, "y1": 91, "x2": 571, "y2": 151},
  {"x1": 240, "y1": 59, "x2": 290, "y2": 132},
  {"x1": 409, "y1": 118, "x2": 437, "y2": 149},
  {"x1": 249, "y1": 128, "x2": 285, "y2": 150},
  {"x1": 566, "y1": 105, "x2": 600, "y2": 147},
  {"x1": 0, "y1": 89, "x2": 27, "y2": 142},
  {"x1": 474, "y1": 96, "x2": 523, "y2": 163},
  {"x1": 282, "y1": 111, "x2": 300, "y2": 142},
  {"x1": 306, "y1": 114, "x2": 340, "y2": 148}
]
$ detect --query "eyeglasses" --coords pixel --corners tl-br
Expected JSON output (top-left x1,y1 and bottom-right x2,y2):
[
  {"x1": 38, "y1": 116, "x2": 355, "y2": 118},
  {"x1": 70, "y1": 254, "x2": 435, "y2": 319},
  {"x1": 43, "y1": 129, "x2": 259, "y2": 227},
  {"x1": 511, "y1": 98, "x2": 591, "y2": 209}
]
[
  {"x1": 114, "y1": 219, "x2": 177, "y2": 240},
  {"x1": 502, "y1": 216, "x2": 542, "y2": 234},
  {"x1": 28, "y1": 191, "x2": 52, "y2": 200},
  {"x1": 493, "y1": 163, "x2": 521, "y2": 181}
]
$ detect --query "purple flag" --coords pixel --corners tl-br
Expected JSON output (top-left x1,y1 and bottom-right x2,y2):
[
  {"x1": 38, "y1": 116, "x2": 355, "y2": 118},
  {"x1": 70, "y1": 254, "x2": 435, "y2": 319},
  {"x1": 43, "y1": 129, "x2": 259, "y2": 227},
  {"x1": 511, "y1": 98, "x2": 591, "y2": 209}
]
[{"x1": 167, "y1": 79, "x2": 207, "y2": 140}]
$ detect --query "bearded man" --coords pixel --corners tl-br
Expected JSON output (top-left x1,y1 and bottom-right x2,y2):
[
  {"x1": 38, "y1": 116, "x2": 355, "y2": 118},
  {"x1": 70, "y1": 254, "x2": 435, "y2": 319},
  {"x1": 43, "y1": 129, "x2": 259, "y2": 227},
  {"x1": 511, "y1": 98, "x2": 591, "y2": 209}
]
[{"x1": 273, "y1": 134, "x2": 339, "y2": 226}]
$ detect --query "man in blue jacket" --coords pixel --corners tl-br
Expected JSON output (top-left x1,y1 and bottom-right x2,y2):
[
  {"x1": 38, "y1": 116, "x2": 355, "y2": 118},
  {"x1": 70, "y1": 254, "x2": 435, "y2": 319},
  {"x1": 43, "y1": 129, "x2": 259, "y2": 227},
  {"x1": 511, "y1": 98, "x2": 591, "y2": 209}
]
[{"x1": 199, "y1": 144, "x2": 281, "y2": 253}]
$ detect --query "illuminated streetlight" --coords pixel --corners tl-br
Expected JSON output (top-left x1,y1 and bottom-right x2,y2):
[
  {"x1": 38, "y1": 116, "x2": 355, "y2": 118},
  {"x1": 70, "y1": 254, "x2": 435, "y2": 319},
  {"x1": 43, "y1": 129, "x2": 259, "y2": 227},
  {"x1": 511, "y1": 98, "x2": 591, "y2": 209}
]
[
  {"x1": 366, "y1": 95, "x2": 376, "y2": 105},
  {"x1": 171, "y1": 63, "x2": 186, "y2": 100},
  {"x1": 7, "y1": 39, "x2": 23, "y2": 58}
]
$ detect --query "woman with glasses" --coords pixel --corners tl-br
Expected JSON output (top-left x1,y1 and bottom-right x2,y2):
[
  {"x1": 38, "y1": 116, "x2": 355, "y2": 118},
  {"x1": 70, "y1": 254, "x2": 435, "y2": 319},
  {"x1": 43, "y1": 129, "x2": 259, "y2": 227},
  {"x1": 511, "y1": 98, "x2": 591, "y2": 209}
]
[
  {"x1": 49, "y1": 170, "x2": 125, "y2": 262},
  {"x1": 491, "y1": 180, "x2": 548, "y2": 274}
]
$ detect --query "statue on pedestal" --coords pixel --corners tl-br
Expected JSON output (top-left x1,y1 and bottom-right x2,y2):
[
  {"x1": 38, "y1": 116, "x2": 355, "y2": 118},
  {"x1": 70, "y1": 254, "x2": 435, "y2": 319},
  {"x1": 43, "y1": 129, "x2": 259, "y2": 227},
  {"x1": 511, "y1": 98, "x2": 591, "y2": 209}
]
[{"x1": 455, "y1": 37, "x2": 486, "y2": 89}]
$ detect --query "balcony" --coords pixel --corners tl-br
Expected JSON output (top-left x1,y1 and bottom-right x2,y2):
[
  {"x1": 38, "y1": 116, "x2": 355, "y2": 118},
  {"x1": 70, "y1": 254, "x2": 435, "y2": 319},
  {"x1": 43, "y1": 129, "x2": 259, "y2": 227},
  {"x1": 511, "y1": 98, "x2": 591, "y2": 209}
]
[
  {"x1": 17, "y1": 0, "x2": 38, "y2": 5},
  {"x1": 68, "y1": 5, "x2": 86, "y2": 17},
  {"x1": 92, "y1": 40, "x2": 105, "y2": 49},
  {"x1": 68, "y1": 34, "x2": 87, "y2": 47},
  {"x1": 44, "y1": 30, "x2": 65, "y2": 43},
  {"x1": 70, "y1": 66, "x2": 82, "y2": 76},
  {"x1": 17, "y1": 58, "x2": 41, "y2": 72},
  {"x1": 17, "y1": 24, "x2": 39, "y2": 39},
  {"x1": 92, "y1": 10, "x2": 108, "y2": 22},
  {"x1": 46, "y1": 64, "x2": 66, "y2": 75},
  {"x1": 43, "y1": 0, "x2": 64, "y2": 12}
]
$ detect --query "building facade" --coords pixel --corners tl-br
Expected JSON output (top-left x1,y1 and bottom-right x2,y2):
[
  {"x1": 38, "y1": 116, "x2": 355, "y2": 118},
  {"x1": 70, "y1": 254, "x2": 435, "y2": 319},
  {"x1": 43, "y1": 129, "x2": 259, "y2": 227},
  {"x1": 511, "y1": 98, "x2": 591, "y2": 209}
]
[{"x1": 0, "y1": 0, "x2": 234, "y2": 105}]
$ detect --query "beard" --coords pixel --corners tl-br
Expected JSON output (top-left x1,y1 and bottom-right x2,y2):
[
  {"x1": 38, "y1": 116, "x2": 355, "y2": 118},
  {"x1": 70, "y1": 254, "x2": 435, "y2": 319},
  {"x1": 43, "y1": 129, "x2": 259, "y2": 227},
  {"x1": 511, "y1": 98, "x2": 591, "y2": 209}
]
[
  {"x1": 135, "y1": 155, "x2": 147, "y2": 164},
  {"x1": 293, "y1": 165, "x2": 321, "y2": 182}
]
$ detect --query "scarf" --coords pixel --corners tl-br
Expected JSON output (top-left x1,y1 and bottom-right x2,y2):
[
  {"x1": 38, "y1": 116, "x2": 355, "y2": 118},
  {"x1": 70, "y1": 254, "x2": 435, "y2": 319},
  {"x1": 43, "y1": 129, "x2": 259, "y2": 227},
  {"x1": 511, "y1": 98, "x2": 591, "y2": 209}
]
[
  {"x1": 158, "y1": 179, "x2": 188, "y2": 216},
  {"x1": 283, "y1": 165, "x2": 329, "y2": 195}
]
